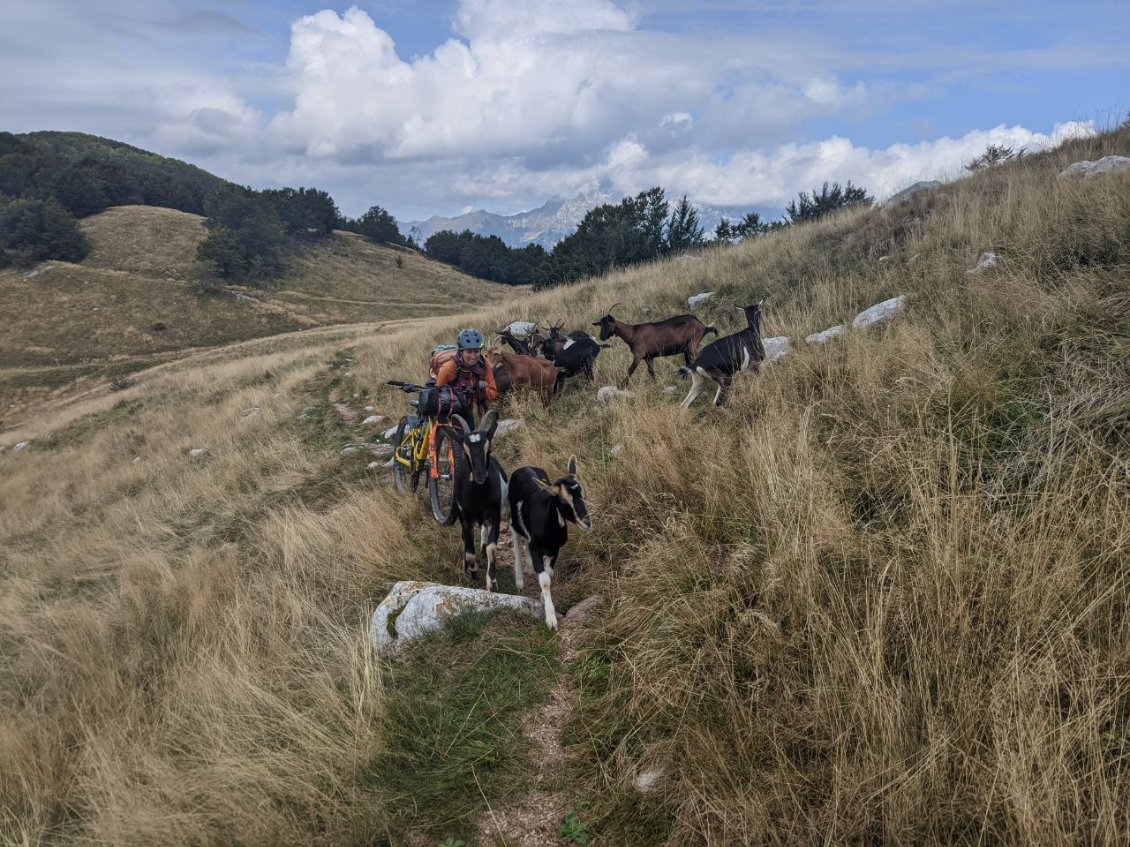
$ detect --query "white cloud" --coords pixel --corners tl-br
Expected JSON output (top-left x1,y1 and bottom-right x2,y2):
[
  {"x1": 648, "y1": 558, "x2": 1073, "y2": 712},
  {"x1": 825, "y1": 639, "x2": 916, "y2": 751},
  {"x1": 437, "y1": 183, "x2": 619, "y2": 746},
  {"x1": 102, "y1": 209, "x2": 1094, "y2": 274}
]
[{"x1": 268, "y1": 2, "x2": 848, "y2": 163}]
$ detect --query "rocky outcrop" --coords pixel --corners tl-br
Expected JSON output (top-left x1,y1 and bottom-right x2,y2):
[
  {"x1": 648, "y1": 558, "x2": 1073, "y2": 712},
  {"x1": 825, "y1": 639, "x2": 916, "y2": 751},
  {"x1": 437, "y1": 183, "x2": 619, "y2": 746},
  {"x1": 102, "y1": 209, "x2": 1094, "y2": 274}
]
[
  {"x1": 596, "y1": 385, "x2": 634, "y2": 402},
  {"x1": 687, "y1": 292, "x2": 714, "y2": 311},
  {"x1": 852, "y1": 296, "x2": 906, "y2": 330},
  {"x1": 1058, "y1": 156, "x2": 1130, "y2": 179},
  {"x1": 805, "y1": 325, "x2": 845, "y2": 345},
  {"x1": 883, "y1": 180, "x2": 942, "y2": 208},
  {"x1": 371, "y1": 581, "x2": 544, "y2": 652},
  {"x1": 966, "y1": 252, "x2": 1000, "y2": 275},
  {"x1": 762, "y1": 336, "x2": 792, "y2": 364}
]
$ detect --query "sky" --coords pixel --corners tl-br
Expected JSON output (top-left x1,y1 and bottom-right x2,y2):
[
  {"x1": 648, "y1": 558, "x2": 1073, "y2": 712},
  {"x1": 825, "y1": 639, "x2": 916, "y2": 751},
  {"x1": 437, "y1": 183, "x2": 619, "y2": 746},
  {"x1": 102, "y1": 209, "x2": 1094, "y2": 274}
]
[{"x1": 1, "y1": 0, "x2": 1127, "y2": 222}]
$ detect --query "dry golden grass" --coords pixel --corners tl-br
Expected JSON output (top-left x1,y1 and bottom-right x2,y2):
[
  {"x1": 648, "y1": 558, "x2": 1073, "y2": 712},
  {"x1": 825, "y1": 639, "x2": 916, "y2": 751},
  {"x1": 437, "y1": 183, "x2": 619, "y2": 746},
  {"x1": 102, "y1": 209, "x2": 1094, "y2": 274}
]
[
  {"x1": 1, "y1": 206, "x2": 514, "y2": 420},
  {"x1": 1, "y1": 125, "x2": 1128, "y2": 845}
]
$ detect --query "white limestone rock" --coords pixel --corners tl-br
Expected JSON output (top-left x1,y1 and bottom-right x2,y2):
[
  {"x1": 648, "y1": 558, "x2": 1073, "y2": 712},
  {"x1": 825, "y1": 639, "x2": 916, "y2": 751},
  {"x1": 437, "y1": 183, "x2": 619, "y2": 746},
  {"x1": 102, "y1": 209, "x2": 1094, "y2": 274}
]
[
  {"x1": 852, "y1": 296, "x2": 907, "y2": 330},
  {"x1": 382, "y1": 426, "x2": 399, "y2": 440},
  {"x1": 805, "y1": 325, "x2": 845, "y2": 345},
  {"x1": 240, "y1": 407, "x2": 260, "y2": 418},
  {"x1": 494, "y1": 418, "x2": 524, "y2": 438},
  {"x1": 966, "y1": 252, "x2": 1001, "y2": 275},
  {"x1": 687, "y1": 292, "x2": 714, "y2": 311},
  {"x1": 609, "y1": 444, "x2": 623, "y2": 457},
  {"x1": 362, "y1": 415, "x2": 385, "y2": 427},
  {"x1": 762, "y1": 336, "x2": 792, "y2": 364},
  {"x1": 188, "y1": 447, "x2": 207, "y2": 458},
  {"x1": 13, "y1": 441, "x2": 31, "y2": 453},
  {"x1": 883, "y1": 180, "x2": 942, "y2": 208},
  {"x1": 633, "y1": 768, "x2": 665, "y2": 794},
  {"x1": 1058, "y1": 155, "x2": 1130, "y2": 179},
  {"x1": 596, "y1": 385, "x2": 634, "y2": 402},
  {"x1": 371, "y1": 581, "x2": 544, "y2": 652}
]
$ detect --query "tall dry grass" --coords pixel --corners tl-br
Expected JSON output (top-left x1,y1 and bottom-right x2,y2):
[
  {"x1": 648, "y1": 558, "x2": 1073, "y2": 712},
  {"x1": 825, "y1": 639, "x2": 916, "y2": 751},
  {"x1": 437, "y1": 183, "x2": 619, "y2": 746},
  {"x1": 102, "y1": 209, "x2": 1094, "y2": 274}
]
[{"x1": 1, "y1": 124, "x2": 1128, "y2": 844}]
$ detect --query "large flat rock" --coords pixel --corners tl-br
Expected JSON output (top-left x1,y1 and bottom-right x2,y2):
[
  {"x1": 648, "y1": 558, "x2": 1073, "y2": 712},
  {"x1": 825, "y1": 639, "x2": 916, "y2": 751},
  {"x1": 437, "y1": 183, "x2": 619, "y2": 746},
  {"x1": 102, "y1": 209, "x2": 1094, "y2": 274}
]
[{"x1": 371, "y1": 580, "x2": 543, "y2": 652}]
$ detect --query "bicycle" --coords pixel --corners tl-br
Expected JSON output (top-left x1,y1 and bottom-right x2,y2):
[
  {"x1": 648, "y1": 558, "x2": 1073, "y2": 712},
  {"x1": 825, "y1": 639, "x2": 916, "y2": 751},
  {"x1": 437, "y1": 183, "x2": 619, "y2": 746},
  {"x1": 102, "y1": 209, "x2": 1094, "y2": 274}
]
[{"x1": 386, "y1": 380, "x2": 468, "y2": 526}]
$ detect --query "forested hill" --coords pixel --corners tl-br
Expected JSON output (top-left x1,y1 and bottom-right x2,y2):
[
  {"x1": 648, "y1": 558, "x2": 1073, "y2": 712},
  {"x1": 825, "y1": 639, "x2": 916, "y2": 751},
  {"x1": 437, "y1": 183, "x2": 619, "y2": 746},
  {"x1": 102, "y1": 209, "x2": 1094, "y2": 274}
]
[{"x1": 1, "y1": 130, "x2": 232, "y2": 217}]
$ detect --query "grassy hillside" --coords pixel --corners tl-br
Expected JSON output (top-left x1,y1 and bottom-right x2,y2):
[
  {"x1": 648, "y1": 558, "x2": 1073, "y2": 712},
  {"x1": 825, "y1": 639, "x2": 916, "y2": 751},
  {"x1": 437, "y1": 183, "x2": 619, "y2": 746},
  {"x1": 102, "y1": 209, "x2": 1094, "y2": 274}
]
[
  {"x1": 1, "y1": 206, "x2": 517, "y2": 423},
  {"x1": 1, "y1": 125, "x2": 1128, "y2": 845}
]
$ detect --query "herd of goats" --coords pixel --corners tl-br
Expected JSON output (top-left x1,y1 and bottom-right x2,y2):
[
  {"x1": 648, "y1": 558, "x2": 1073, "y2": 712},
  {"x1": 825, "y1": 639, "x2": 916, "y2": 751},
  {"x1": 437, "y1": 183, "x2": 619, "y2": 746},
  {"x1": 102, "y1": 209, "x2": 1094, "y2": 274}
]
[
  {"x1": 430, "y1": 301, "x2": 768, "y2": 409},
  {"x1": 416, "y1": 303, "x2": 768, "y2": 629}
]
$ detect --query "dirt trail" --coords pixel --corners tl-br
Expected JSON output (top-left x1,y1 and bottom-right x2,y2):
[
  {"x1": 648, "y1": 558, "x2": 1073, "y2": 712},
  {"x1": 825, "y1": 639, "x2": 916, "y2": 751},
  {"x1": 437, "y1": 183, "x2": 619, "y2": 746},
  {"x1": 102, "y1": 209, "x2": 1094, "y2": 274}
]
[{"x1": 477, "y1": 559, "x2": 600, "y2": 847}]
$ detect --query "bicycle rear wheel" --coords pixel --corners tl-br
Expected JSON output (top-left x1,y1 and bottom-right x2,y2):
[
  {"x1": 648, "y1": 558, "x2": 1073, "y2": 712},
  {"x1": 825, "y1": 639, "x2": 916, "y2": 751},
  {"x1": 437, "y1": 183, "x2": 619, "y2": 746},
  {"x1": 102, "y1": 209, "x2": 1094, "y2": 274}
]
[
  {"x1": 429, "y1": 419, "x2": 464, "y2": 525},
  {"x1": 392, "y1": 416, "x2": 422, "y2": 494}
]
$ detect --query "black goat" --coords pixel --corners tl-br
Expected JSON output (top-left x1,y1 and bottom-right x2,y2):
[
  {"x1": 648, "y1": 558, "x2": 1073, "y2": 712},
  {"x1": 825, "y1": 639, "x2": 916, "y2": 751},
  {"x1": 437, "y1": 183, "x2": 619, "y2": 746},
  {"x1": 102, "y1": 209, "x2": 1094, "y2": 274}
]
[
  {"x1": 448, "y1": 411, "x2": 509, "y2": 592},
  {"x1": 541, "y1": 323, "x2": 603, "y2": 388},
  {"x1": 497, "y1": 329, "x2": 534, "y2": 356},
  {"x1": 679, "y1": 303, "x2": 765, "y2": 408},
  {"x1": 593, "y1": 303, "x2": 717, "y2": 385},
  {"x1": 509, "y1": 456, "x2": 591, "y2": 630}
]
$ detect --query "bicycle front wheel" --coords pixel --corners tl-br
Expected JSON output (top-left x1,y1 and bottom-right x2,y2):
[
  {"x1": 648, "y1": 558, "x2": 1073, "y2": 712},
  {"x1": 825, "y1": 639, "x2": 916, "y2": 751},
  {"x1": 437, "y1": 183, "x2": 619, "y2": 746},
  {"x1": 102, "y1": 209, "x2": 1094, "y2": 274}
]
[
  {"x1": 392, "y1": 416, "x2": 422, "y2": 494},
  {"x1": 429, "y1": 419, "x2": 464, "y2": 525}
]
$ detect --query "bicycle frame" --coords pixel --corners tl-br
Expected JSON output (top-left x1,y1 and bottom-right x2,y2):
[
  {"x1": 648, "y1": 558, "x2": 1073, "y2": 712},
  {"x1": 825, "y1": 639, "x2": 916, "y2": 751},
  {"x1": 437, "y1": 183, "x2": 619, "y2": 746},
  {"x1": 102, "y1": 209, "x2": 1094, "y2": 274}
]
[{"x1": 394, "y1": 417, "x2": 455, "y2": 482}]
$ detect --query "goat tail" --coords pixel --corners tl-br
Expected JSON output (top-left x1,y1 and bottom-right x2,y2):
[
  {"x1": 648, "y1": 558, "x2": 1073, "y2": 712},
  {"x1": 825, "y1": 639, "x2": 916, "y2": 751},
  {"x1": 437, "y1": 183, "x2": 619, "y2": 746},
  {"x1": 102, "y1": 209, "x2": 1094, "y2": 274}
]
[
  {"x1": 678, "y1": 366, "x2": 693, "y2": 379},
  {"x1": 704, "y1": 325, "x2": 719, "y2": 337}
]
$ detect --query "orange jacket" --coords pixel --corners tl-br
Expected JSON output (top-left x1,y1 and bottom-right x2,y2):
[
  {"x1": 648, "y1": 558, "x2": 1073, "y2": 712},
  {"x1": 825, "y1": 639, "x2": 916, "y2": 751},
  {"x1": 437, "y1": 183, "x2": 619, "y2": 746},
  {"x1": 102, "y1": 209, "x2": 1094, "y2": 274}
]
[{"x1": 435, "y1": 351, "x2": 499, "y2": 403}]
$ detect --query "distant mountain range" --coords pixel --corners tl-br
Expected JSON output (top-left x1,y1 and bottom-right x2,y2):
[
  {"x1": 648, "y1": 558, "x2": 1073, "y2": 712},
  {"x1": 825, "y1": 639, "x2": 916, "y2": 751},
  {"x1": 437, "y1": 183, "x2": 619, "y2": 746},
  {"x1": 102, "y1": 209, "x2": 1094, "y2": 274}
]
[{"x1": 400, "y1": 191, "x2": 770, "y2": 250}]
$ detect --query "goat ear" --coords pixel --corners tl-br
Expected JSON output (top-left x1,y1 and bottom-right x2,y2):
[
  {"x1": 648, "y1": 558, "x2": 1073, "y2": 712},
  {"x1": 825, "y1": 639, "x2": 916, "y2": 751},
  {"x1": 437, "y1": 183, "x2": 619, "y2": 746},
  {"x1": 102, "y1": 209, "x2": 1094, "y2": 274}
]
[{"x1": 567, "y1": 455, "x2": 578, "y2": 477}]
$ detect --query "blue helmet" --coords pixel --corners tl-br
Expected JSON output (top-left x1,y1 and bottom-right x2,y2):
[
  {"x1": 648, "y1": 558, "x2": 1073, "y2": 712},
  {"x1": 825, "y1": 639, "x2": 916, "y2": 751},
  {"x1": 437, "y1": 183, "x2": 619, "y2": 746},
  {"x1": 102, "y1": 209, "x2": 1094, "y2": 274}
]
[{"x1": 457, "y1": 328, "x2": 484, "y2": 350}]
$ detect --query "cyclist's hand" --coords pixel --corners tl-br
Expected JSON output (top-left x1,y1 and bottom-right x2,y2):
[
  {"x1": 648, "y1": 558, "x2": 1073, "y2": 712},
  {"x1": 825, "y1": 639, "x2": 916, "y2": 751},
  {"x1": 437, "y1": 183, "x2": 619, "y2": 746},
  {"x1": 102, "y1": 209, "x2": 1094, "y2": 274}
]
[{"x1": 477, "y1": 380, "x2": 488, "y2": 391}]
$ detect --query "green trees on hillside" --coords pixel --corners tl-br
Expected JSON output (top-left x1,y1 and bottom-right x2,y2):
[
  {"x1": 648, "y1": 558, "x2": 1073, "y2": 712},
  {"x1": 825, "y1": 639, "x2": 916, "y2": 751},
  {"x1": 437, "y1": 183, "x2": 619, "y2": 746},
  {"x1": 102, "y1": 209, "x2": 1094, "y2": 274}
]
[
  {"x1": 344, "y1": 205, "x2": 410, "y2": 246},
  {"x1": 0, "y1": 196, "x2": 89, "y2": 266},
  {"x1": 261, "y1": 187, "x2": 342, "y2": 236},
  {"x1": 424, "y1": 230, "x2": 545, "y2": 285},
  {"x1": 197, "y1": 189, "x2": 287, "y2": 281},
  {"x1": 530, "y1": 187, "x2": 713, "y2": 288},
  {"x1": 716, "y1": 211, "x2": 769, "y2": 243},
  {"x1": 785, "y1": 181, "x2": 873, "y2": 224}
]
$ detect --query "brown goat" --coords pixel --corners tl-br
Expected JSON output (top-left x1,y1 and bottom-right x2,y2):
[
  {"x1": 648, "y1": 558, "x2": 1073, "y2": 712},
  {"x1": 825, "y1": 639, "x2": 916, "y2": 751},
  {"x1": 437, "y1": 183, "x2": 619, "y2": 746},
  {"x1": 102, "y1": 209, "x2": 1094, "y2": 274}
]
[
  {"x1": 485, "y1": 347, "x2": 562, "y2": 406},
  {"x1": 592, "y1": 303, "x2": 717, "y2": 385}
]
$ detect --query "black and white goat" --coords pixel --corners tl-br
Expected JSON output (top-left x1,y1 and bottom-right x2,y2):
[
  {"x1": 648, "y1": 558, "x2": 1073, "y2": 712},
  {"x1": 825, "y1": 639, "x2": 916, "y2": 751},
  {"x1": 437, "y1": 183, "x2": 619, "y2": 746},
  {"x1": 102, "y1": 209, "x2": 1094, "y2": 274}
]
[
  {"x1": 508, "y1": 457, "x2": 591, "y2": 630},
  {"x1": 679, "y1": 303, "x2": 766, "y2": 408},
  {"x1": 448, "y1": 411, "x2": 509, "y2": 592}
]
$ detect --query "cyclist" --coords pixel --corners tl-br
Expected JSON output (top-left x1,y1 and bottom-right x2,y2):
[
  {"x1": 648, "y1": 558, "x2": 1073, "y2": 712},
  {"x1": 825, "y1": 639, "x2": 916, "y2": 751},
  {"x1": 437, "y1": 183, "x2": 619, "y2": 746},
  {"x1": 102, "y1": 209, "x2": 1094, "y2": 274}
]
[{"x1": 435, "y1": 328, "x2": 498, "y2": 425}]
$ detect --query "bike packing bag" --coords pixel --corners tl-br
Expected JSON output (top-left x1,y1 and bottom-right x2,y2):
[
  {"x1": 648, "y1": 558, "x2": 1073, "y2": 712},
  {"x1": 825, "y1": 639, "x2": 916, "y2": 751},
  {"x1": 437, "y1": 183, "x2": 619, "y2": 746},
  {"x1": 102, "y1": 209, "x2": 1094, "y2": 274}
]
[{"x1": 417, "y1": 386, "x2": 465, "y2": 419}]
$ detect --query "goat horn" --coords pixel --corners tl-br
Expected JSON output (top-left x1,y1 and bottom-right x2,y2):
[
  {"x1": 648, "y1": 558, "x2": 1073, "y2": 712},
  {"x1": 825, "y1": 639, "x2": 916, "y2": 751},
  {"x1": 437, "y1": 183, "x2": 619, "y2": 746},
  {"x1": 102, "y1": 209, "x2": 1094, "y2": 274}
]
[
  {"x1": 456, "y1": 415, "x2": 472, "y2": 436},
  {"x1": 477, "y1": 410, "x2": 497, "y2": 433},
  {"x1": 607, "y1": 302, "x2": 621, "y2": 315}
]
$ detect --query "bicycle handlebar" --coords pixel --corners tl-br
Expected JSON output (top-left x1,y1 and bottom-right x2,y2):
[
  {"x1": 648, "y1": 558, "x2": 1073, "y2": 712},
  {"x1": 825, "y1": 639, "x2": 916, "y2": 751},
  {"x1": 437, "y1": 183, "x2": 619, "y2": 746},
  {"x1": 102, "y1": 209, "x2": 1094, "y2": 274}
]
[
  {"x1": 386, "y1": 379, "x2": 428, "y2": 393},
  {"x1": 386, "y1": 379, "x2": 477, "y2": 395}
]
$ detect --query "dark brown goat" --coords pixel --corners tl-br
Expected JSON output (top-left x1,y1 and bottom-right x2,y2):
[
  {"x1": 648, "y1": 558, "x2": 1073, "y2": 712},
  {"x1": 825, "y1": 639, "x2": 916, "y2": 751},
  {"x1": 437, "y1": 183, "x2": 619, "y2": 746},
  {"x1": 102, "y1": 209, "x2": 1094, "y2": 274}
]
[{"x1": 592, "y1": 303, "x2": 717, "y2": 385}]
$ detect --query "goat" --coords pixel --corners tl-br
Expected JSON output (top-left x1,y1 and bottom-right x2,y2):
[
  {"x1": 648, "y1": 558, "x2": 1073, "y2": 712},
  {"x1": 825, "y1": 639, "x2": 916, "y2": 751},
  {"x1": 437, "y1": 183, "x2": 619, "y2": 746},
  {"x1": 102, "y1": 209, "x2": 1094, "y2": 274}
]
[
  {"x1": 679, "y1": 303, "x2": 765, "y2": 408},
  {"x1": 484, "y1": 347, "x2": 562, "y2": 406},
  {"x1": 447, "y1": 411, "x2": 509, "y2": 592},
  {"x1": 497, "y1": 329, "x2": 534, "y2": 357},
  {"x1": 592, "y1": 303, "x2": 717, "y2": 385},
  {"x1": 542, "y1": 321, "x2": 602, "y2": 387},
  {"x1": 509, "y1": 456, "x2": 591, "y2": 629}
]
